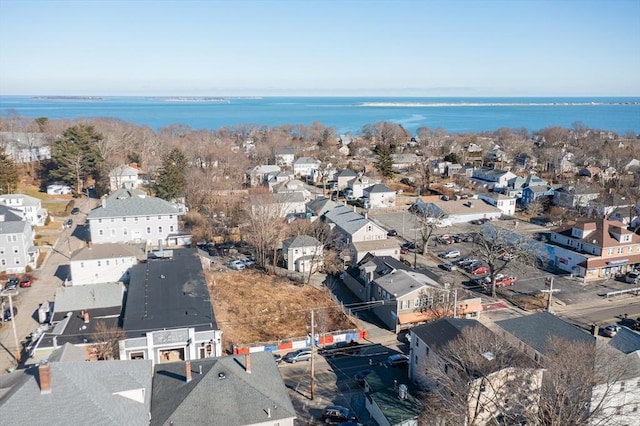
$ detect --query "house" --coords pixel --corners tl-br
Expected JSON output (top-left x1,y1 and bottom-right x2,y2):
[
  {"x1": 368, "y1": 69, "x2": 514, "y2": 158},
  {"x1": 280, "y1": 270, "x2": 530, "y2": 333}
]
[
  {"x1": 293, "y1": 157, "x2": 321, "y2": 179},
  {"x1": 109, "y1": 163, "x2": 141, "y2": 191},
  {"x1": 334, "y1": 168, "x2": 358, "y2": 190},
  {"x1": 272, "y1": 178, "x2": 311, "y2": 200},
  {"x1": 0, "y1": 193, "x2": 48, "y2": 226},
  {"x1": 281, "y1": 235, "x2": 323, "y2": 273},
  {"x1": 362, "y1": 366, "x2": 421, "y2": 426},
  {"x1": 350, "y1": 239, "x2": 400, "y2": 264},
  {"x1": 69, "y1": 243, "x2": 144, "y2": 285},
  {"x1": 367, "y1": 266, "x2": 481, "y2": 333},
  {"x1": 445, "y1": 163, "x2": 463, "y2": 177},
  {"x1": 410, "y1": 197, "x2": 503, "y2": 224},
  {"x1": 323, "y1": 205, "x2": 387, "y2": 246},
  {"x1": 306, "y1": 196, "x2": 339, "y2": 218},
  {"x1": 514, "y1": 152, "x2": 537, "y2": 170},
  {"x1": 0, "y1": 357, "x2": 153, "y2": 425},
  {"x1": 391, "y1": 153, "x2": 420, "y2": 170},
  {"x1": 151, "y1": 353, "x2": 296, "y2": 426},
  {"x1": 553, "y1": 185, "x2": 600, "y2": 208},
  {"x1": 471, "y1": 167, "x2": 516, "y2": 189},
  {"x1": 28, "y1": 282, "x2": 125, "y2": 363},
  {"x1": 363, "y1": 183, "x2": 396, "y2": 209},
  {"x1": 347, "y1": 174, "x2": 378, "y2": 199},
  {"x1": 119, "y1": 249, "x2": 223, "y2": 362},
  {"x1": 246, "y1": 165, "x2": 282, "y2": 187},
  {"x1": 578, "y1": 165, "x2": 602, "y2": 181},
  {"x1": 266, "y1": 171, "x2": 296, "y2": 190},
  {"x1": 476, "y1": 193, "x2": 517, "y2": 216},
  {"x1": 342, "y1": 254, "x2": 410, "y2": 302},
  {"x1": 0, "y1": 131, "x2": 51, "y2": 163},
  {"x1": 487, "y1": 146, "x2": 508, "y2": 162},
  {"x1": 273, "y1": 146, "x2": 295, "y2": 167},
  {"x1": 87, "y1": 188, "x2": 180, "y2": 247},
  {"x1": 408, "y1": 318, "x2": 543, "y2": 424},
  {"x1": 521, "y1": 185, "x2": 555, "y2": 207},
  {"x1": 273, "y1": 191, "x2": 307, "y2": 217},
  {"x1": 545, "y1": 218, "x2": 640, "y2": 280},
  {"x1": 0, "y1": 206, "x2": 38, "y2": 273},
  {"x1": 495, "y1": 312, "x2": 595, "y2": 365}
]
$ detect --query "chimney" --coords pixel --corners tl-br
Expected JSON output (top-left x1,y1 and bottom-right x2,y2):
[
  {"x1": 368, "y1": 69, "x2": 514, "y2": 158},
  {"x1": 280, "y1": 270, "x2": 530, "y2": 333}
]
[
  {"x1": 38, "y1": 360, "x2": 52, "y2": 394},
  {"x1": 83, "y1": 311, "x2": 90, "y2": 323},
  {"x1": 185, "y1": 360, "x2": 192, "y2": 383},
  {"x1": 244, "y1": 353, "x2": 252, "y2": 374},
  {"x1": 101, "y1": 195, "x2": 106, "y2": 209}
]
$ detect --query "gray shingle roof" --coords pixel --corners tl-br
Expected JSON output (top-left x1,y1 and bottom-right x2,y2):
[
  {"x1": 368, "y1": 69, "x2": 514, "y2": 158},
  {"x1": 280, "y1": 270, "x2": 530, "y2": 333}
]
[
  {"x1": 0, "y1": 219, "x2": 28, "y2": 235},
  {"x1": 306, "y1": 197, "x2": 338, "y2": 216},
  {"x1": 151, "y1": 352, "x2": 296, "y2": 426},
  {"x1": 324, "y1": 205, "x2": 376, "y2": 235},
  {"x1": 609, "y1": 327, "x2": 640, "y2": 354},
  {"x1": 0, "y1": 205, "x2": 24, "y2": 222},
  {"x1": 374, "y1": 269, "x2": 441, "y2": 297},
  {"x1": 283, "y1": 235, "x2": 321, "y2": 249},
  {"x1": 109, "y1": 164, "x2": 139, "y2": 177},
  {"x1": 70, "y1": 243, "x2": 145, "y2": 261},
  {"x1": 411, "y1": 318, "x2": 488, "y2": 350},
  {"x1": 0, "y1": 360, "x2": 153, "y2": 425},
  {"x1": 496, "y1": 312, "x2": 595, "y2": 354},
  {"x1": 364, "y1": 183, "x2": 394, "y2": 194},
  {"x1": 123, "y1": 249, "x2": 217, "y2": 336},
  {"x1": 87, "y1": 188, "x2": 178, "y2": 219}
]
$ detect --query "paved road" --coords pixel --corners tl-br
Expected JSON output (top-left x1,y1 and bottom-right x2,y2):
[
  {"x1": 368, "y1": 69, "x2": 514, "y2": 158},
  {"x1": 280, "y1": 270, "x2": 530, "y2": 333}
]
[{"x1": 0, "y1": 196, "x2": 96, "y2": 373}]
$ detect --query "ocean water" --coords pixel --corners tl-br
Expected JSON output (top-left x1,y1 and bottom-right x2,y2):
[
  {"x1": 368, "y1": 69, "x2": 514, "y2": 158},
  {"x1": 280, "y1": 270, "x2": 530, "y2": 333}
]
[{"x1": 0, "y1": 96, "x2": 638, "y2": 135}]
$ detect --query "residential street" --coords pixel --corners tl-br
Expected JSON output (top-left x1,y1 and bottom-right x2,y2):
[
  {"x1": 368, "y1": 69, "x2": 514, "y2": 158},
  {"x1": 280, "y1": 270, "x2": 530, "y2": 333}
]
[{"x1": 0, "y1": 196, "x2": 97, "y2": 373}]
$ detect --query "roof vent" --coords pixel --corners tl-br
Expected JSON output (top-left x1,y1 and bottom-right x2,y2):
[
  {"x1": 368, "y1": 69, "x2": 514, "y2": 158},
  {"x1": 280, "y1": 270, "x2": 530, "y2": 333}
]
[{"x1": 218, "y1": 372, "x2": 226, "y2": 380}]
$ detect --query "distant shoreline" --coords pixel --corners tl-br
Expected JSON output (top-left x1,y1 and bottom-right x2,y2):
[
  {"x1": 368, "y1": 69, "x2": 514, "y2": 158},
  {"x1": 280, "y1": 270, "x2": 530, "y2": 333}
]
[{"x1": 33, "y1": 96, "x2": 103, "y2": 100}]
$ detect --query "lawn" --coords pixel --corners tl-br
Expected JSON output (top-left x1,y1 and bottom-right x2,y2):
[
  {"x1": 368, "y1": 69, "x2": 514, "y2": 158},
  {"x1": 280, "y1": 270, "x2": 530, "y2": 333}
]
[{"x1": 207, "y1": 270, "x2": 357, "y2": 352}]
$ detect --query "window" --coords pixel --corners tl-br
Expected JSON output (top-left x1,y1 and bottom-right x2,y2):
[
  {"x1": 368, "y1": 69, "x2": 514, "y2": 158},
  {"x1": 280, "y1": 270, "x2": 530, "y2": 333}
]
[
  {"x1": 401, "y1": 300, "x2": 409, "y2": 309},
  {"x1": 123, "y1": 217, "x2": 126, "y2": 222},
  {"x1": 169, "y1": 215, "x2": 173, "y2": 219},
  {"x1": 110, "y1": 218, "x2": 115, "y2": 223},
  {"x1": 97, "y1": 261, "x2": 101, "y2": 267},
  {"x1": 146, "y1": 216, "x2": 150, "y2": 221},
  {"x1": 123, "y1": 228, "x2": 128, "y2": 236},
  {"x1": 110, "y1": 229, "x2": 116, "y2": 236},
  {"x1": 146, "y1": 227, "x2": 151, "y2": 234},
  {"x1": 0, "y1": 248, "x2": 4, "y2": 255},
  {"x1": 414, "y1": 299, "x2": 420, "y2": 308},
  {"x1": 98, "y1": 219, "x2": 102, "y2": 224},
  {"x1": 170, "y1": 225, "x2": 174, "y2": 232},
  {"x1": 618, "y1": 247, "x2": 624, "y2": 254},
  {"x1": 158, "y1": 216, "x2": 161, "y2": 220},
  {"x1": 14, "y1": 258, "x2": 20, "y2": 265},
  {"x1": 608, "y1": 249, "x2": 614, "y2": 255},
  {"x1": 106, "y1": 260, "x2": 110, "y2": 266},
  {"x1": 629, "y1": 246, "x2": 633, "y2": 253},
  {"x1": 367, "y1": 225, "x2": 372, "y2": 232},
  {"x1": 620, "y1": 382, "x2": 625, "y2": 391},
  {"x1": 135, "y1": 217, "x2": 139, "y2": 223},
  {"x1": 13, "y1": 246, "x2": 18, "y2": 254},
  {"x1": 158, "y1": 226, "x2": 163, "y2": 233},
  {"x1": 0, "y1": 259, "x2": 5, "y2": 266},
  {"x1": 80, "y1": 262, "x2": 84, "y2": 268},
  {"x1": 99, "y1": 230, "x2": 104, "y2": 236}
]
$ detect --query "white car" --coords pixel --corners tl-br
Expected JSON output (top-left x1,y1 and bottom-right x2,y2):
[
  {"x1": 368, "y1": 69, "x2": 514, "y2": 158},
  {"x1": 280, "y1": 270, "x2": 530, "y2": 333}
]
[
  {"x1": 440, "y1": 249, "x2": 461, "y2": 259},
  {"x1": 240, "y1": 258, "x2": 255, "y2": 268},
  {"x1": 227, "y1": 260, "x2": 246, "y2": 270}
]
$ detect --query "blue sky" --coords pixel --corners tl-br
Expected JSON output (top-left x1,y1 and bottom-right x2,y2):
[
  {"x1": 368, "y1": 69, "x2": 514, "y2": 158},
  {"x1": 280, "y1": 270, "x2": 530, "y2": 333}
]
[{"x1": 0, "y1": 0, "x2": 638, "y2": 96}]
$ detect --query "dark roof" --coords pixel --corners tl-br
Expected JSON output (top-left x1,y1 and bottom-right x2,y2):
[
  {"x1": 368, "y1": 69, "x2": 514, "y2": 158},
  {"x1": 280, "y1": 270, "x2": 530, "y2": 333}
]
[
  {"x1": 496, "y1": 312, "x2": 595, "y2": 354},
  {"x1": 123, "y1": 249, "x2": 217, "y2": 337},
  {"x1": 0, "y1": 205, "x2": 24, "y2": 222},
  {"x1": 345, "y1": 253, "x2": 410, "y2": 282},
  {"x1": 364, "y1": 368, "x2": 420, "y2": 424},
  {"x1": 609, "y1": 327, "x2": 640, "y2": 354},
  {"x1": 40, "y1": 306, "x2": 121, "y2": 347},
  {"x1": 411, "y1": 318, "x2": 488, "y2": 350},
  {"x1": 151, "y1": 352, "x2": 296, "y2": 426}
]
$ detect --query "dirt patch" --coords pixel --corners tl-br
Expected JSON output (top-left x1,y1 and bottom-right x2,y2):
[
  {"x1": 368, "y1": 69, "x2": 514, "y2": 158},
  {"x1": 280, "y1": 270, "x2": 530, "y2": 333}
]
[
  {"x1": 499, "y1": 289, "x2": 547, "y2": 311},
  {"x1": 207, "y1": 270, "x2": 357, "y2": 352}
]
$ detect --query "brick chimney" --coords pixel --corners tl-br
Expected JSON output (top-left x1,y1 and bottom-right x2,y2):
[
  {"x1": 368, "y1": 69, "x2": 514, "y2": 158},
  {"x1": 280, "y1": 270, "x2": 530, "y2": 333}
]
[
  {"x1": 244, "y1": 353, "x2": 252, "y2": 374},
  {"x1": 83, "y1": 311, "x2": 90, "y2": 323},
  {"x1": 38, "y1": 360, "x2": 52, "y2": 394},
  {"x1": 185, "y1": 360, "x2": 192, "y2": 383}
]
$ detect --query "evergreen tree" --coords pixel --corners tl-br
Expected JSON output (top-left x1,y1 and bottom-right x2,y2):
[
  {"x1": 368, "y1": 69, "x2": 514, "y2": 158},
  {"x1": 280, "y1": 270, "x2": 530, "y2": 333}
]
[
  {"x1": 0, "y1": 147, "x2": 19, "y2": 194},
  {"x1": 374, "y1": 143, "x2": 394, "y2": 179},
  {"x1": 154, "y1": 148, "x2": 187, "y2": 200},
  {"x1": 50, "y1": 124, "x2": 104, "y2": 194}
]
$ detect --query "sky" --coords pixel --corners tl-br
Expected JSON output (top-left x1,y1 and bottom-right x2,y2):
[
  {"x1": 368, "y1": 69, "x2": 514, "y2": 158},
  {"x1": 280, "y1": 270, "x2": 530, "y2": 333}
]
[{"x1": 0, "y1": 0, "x2": 639, "y2": 97}]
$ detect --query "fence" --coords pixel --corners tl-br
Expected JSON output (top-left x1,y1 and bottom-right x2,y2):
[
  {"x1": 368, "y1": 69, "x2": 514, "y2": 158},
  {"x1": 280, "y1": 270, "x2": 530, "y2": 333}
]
[
  {"x1": 603, "y1": 287, "x2": 640, "y2": 298},
  {"x1": 232, "y1": 329, "x2": 367, "y2": 354}
]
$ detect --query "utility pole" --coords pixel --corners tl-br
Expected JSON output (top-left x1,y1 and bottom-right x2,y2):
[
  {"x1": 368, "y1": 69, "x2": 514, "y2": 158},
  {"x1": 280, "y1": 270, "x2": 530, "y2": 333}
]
[
  {"x1": 541, "y1": 277, "x2": 560, "y2": 313},
  {"x1": 310, "y1": 309, "x2": 315, "y2": 400},
  {"x1": 4, "y1": 292, "x2": 21, "y2": 363}
]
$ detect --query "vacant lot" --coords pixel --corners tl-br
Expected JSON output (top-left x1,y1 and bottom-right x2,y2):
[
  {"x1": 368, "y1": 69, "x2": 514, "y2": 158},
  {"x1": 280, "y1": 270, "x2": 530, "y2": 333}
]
[{"x1": 207, "y1": 270, "x2": 357, "y2": 352}]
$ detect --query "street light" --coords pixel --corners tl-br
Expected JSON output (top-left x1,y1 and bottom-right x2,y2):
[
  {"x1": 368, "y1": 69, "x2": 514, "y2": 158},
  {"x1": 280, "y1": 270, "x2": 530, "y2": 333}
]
[{"x1": 1, "y1": 289, "x2": 21, "y2": 363}]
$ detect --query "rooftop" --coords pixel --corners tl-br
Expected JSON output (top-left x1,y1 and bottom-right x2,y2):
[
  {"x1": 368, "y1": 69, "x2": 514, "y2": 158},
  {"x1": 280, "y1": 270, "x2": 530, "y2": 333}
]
[{"x1": 87, "y1": 188, "x2": 179, "y2": 219}]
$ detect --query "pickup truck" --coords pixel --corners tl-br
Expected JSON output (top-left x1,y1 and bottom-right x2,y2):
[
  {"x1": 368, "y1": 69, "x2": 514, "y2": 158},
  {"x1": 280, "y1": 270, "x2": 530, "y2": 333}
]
[{"x1": 319, "y1": 341, "x2": 361, "y2": 358}]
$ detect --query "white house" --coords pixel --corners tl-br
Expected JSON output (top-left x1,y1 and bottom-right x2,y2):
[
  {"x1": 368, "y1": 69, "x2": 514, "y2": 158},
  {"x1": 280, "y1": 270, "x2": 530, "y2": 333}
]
[
  {"x1": 323, "y1": 205, "x2": 388, "y2": 246},
  {"x1": 0, "y1": 131, "x2": 51, "y2": 163},
  {"x1": 471, "y1": 167, "x2": 517, "y2": 189},
  {"x1": 350, "y1": 239, "x2": 400, "y2": 263},
  {"x1": 86, "y1": 188, "x2": 180, "y2": 247},
  {"x1": 69, "y1": 243, "x2": 143, "y2": 286},
  {"x1": 274, "y1": 147, "x2": 295, "y2": 167},
  {"x1": 109, "y1": 164, "x2": 141, "y2": 191},
  {"x1": 281, "y1": 235, "x2": 324, "y2": 273},
  {"x1": 0, "y1": 193, "x2": 48, "y2": 226},
  {"x1": 293, "y1": 157, "x2": 321, "y2": 179},
  {"x1": 476, "y1": 193, "x2": 517, "y2": 216},
  {"x1": 0, "y1": 206, "x2": 38, "y2": 273},
  {"x1": 46, "y1": 183, "x2": 73, "y2": 195},
  {"x1": 363, "y1": 183, "x2": 396, "y2": 209}
]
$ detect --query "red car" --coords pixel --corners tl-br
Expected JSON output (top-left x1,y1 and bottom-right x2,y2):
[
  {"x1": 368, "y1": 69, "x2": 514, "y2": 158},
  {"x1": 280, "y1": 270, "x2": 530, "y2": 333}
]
[
  {"x1": 495, "y1": 276, "x2": 517, "y2": 287},
  {"x1": 19, "y1": 278, "x2": 32, "y2": 288},
  {"x1": 471, "y1": 265, "x2": 490, "y2": 275}
]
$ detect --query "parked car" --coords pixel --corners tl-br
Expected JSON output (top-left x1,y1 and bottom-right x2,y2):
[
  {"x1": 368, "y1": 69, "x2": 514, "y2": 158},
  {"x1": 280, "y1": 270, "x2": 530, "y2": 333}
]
[
  {"x1": 494, "y1": 276, "x2": 517, "y2": 287},
  {"x1": 4, "y1": 277, "x2": 19, "y2": 290},
  {"x1": 387, "y1": 229, "x2": 398, "y2": 237},
  {"x1": 441, "y1": 262, "x2": 457, "y2": 271},
  {"x1": 470, "y1": 264, "x2": 490, "y2": 275},
  {"x1": 19, "y1": 278, "x2": 33, "y2": 288},
  {"x1": 456, "y1": 257, "x2": 477, "y2": 267},
  {"x1": 400, "y1": 247, "x2": 409, "y2": 255},
  {"x1": 239, "y1": 257, "x2": 255, "y2": 268},
  {"x1": 319, "y1": 341, "x2": 361, "y2": 358},
  {"x1": 71, "y1": 207, "x2": 80, "y2": 215},
  {"x1": 625, "y1": 271, "x2": 640, "y2": 284},
  {"x1": 227, "y1": 260, "x2": 246, "y2": 270},
  {"x1": 321, "y1": 406, "x2": 359, "y2": 424},
  {"x1": 354, "y1": 369, "x2": 374, "y2": 387},
  {"x1": 401, "y1": 242, "x2": 416, "y2": 250},
  {"x1": 440, "y1": 249, "x2": 461, "y2": 259},
  {"x1": 283, "y1": 348, "x2": 312, "y2": 363},
  {"x1": 385, "y1": 353, "x2": 409, "y2": 368},
  {"x1": 272, "y1": 353, "x2": 283, "y2": 364},
  {"x1": 3, "y1": 306, "x2": 17, "y2": 321},
  {"x1": 64, "y1": 218, "x2": 73, "y2": 228},
  {"x1": 602, "y1": 324, "x2": 621, "y2": 337}
]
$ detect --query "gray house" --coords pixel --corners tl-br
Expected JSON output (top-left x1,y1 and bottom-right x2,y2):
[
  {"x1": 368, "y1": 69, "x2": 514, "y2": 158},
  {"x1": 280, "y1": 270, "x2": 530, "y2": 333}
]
[
  {"x1": 281, "y1": 234, "x2": 323, "y2": 273},
  {"x1": 0, "y1": 355, "x2": 153, "y2": 425},
  {"x1": 151, "y1": 352, "x2": 296, "y2": 426},
  {"x1": 0, "y1": 205, "x2": 38, "y2": 273},
  {"x1": 87, "y1": 188, "x2": 180, "y2": 247}
]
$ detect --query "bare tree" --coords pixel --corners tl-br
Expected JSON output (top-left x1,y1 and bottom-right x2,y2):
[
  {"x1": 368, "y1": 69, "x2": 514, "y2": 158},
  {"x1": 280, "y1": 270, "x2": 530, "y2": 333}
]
[
  {"x1": 471, "y1": 224, "x2": 544, "y2": 297},
  {"x1": 525, "y1": 198, "x2": 546, "y2": 217},
  {"x1": 242, "y1": 190, "x2": 287, "y2": 268},
  {"x1": 91, "y1": 322, "x2": 125, "y2": 360},
  {"x1": 415, "y1": 286, "x2": 457, "y2": 320},
  {"x1": 419, "y1": 326, "x2": 541, "y2": 426},
  {"x1": 411, "y1": 203, "x2": 448, "y2": 256}
]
